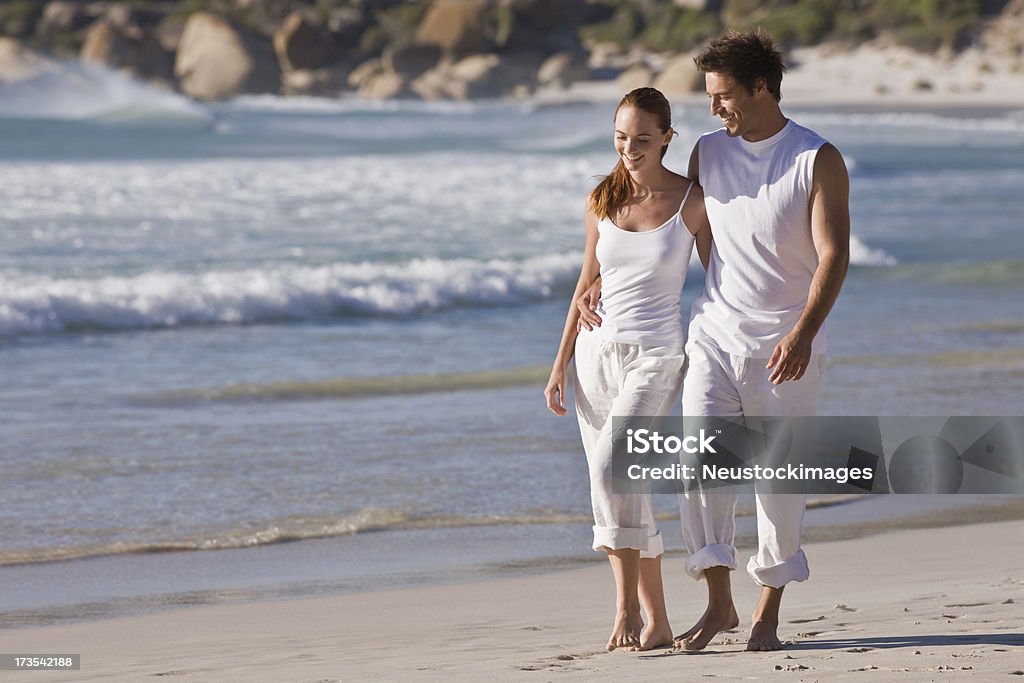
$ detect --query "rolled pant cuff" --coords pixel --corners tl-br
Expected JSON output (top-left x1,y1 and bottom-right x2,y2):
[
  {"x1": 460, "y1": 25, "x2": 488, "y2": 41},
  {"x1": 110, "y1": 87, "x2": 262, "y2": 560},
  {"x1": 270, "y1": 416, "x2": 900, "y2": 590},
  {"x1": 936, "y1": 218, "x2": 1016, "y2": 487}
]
[
  {"x1": 641, "y1": 531, "x2": 664, "y2": 559},
  {"x1": 592, "y1": 526, "x2": 649, "y2": 554},
  {"x1": 684, "y1": 543, "x2": 736, "y2": 581},
  {"x1": 747, "y1": 549, "x2": 809, "y2": 588}
]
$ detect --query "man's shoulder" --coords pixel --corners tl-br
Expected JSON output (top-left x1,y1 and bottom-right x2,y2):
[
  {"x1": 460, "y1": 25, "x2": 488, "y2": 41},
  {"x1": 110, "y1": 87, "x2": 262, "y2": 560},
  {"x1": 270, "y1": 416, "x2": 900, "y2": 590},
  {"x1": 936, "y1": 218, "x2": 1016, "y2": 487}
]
[
  {"x1": 699, "y1": 127, "x2": 729, "y2": 144},
  {"x1": 787, "y1": 119, "x2": 829, "y2": 151}
]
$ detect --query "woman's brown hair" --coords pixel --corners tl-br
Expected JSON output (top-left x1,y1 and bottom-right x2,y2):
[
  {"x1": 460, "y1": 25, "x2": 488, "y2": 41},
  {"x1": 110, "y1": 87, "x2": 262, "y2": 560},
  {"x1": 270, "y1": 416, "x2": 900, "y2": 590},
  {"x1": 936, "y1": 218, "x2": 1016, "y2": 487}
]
[{"x1": 589, "y1": 87, "x2": 673, "y2": 219}]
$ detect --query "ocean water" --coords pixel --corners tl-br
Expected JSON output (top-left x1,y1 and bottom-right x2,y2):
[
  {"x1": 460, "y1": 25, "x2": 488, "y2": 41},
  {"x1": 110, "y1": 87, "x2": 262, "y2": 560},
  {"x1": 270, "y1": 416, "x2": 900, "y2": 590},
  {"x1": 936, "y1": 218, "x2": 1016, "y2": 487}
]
[{"x1": 2, "y1": 64, "x2": 1024, "y2": 624}]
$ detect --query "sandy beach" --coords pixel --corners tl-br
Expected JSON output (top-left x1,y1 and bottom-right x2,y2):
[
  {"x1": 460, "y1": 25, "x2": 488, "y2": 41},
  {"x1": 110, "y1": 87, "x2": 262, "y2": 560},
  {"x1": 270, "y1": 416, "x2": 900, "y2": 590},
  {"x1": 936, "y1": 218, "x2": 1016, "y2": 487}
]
[{"x1": 3, "y1": 518, "x2": 1022, "y2": 681}]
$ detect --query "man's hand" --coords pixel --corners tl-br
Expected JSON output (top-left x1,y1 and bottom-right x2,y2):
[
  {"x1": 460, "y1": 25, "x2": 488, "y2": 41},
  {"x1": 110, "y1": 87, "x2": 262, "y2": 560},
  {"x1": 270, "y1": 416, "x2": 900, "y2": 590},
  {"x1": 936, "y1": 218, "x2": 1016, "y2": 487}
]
[
  {"x1": 766, "y1": 329, "x2": 813, "y2": 384},
  {"x1": 576, "y1": 279, "x2": 603, "y2": 331}
]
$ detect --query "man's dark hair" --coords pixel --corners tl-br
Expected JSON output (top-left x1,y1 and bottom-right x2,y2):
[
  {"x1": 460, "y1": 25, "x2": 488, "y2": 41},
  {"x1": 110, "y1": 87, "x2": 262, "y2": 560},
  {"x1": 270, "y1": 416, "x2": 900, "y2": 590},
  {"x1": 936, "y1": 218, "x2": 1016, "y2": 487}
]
[{"x1": 694, "y1": 29, "x2": 786, "y2": 102}]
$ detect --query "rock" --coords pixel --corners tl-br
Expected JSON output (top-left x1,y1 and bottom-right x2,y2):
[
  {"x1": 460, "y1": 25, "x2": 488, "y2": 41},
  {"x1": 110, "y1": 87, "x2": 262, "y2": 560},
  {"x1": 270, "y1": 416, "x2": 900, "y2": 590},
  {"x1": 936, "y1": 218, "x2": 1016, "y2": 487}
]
[
  {"x1": 653, "y1": 52, "x2": 702, "y2": 96},
  {"x1": 327, "y1": 6, "x2": 363, "y2": 35},
  {"x1": 81, "y1": 21, "x2": 134, "y2": 68},
  {"x1": 0, "y1": 37, "x2": 52, "y2": 83},
  {"x1": 347, "y1": 58, "x2": 383, "y2": 89},
  {"x1": 358, "y1": 71, "x2": 407, "y2": 99},
  {"x1": 409, "y1": 66, "x2": 451, "y2": 100},
  {"x1": 382, "y1": 44, "x2": 443, "y2": 80},
  {"x1": 154, "y1": 15, "x2": 186, "y2": 53},
  {"x1": 673, "y1": 0, "x2": 722, "y2": 9},
  {"x1": 447, "y1": 53, "x2": 502, "y2": 97},
  {"x1": 273, "y1": 12, "x2": 334, "y2": 73},
  {"x1": 102, "y1": 4, "x2": 164, "y2": 38},
  {"x1": 81, "y1": 20, "x2": 174, "y2": 82},
  {"x1": 412, "y1": 52, "x2": 538, "y2": 100},
  {"x1": 981, "y1": 0, "x2": 1024, "y2": 58},
  {"x1": 37, "y1": 1, "x2": 94, "y2": 36},
  {"x1": 616, "y1": 65, "x2": 654, "y2": 92},
  {"x1": 282, "y1": 66, "x2": 349, "y2": 96},
  {"x1": 416, "y1": 0, "x2": 487, "y2": 53},
  {"x1": 536, "y1": 51, "x2": 590, "y2": 89},
  {"x1": 174, "y1": 11, "x2": 280, "y2": 101},
  {"x1": 501, "y1": 0, "x2": 612, "y2": 51}
]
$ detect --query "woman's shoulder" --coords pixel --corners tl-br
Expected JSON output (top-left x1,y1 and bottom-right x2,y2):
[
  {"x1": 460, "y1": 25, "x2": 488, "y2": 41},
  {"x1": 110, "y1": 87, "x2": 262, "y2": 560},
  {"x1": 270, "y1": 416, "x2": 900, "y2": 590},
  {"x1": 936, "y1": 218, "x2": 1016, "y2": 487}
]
[{"x1": 662, "y1": 172, "x2": 700, "y2": 205}]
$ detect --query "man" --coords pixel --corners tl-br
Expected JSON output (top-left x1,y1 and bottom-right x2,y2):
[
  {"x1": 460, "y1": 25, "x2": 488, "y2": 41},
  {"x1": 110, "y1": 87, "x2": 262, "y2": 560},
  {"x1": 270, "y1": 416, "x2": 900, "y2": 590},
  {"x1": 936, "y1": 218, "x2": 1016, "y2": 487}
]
[{"x1": 578, "y1": 29, "x2": 850, "y2": 652}]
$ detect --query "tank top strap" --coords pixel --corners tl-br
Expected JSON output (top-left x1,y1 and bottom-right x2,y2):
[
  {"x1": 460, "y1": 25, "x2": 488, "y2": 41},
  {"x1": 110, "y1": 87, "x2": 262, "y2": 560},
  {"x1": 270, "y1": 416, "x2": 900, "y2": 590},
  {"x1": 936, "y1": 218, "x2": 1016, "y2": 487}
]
[{"x1": 676, "y1": 180, "x2": 696, "y2": 233}]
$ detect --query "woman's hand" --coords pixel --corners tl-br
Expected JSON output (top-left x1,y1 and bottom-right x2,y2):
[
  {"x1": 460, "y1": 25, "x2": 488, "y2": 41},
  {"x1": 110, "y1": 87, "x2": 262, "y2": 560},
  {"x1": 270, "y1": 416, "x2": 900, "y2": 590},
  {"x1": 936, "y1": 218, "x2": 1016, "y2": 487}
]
[{"x1": 544, "y1": 365, "x2": 569, "y2": 416}]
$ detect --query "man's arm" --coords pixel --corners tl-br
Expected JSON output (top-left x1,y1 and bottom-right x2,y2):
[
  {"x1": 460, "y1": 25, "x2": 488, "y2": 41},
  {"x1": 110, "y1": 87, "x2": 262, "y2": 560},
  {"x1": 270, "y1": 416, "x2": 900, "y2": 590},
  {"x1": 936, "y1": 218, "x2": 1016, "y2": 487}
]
[{"x1": 767, "y1": 143, "x2": 850, "y2": 384}]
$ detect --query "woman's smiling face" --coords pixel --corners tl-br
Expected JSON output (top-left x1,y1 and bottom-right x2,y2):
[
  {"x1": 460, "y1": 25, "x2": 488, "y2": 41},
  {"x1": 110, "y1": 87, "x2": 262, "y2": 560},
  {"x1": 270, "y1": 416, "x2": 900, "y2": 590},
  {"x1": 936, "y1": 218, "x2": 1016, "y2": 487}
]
[{"x1": 613, "y1": 105, "x2": 671, "y2": 172}]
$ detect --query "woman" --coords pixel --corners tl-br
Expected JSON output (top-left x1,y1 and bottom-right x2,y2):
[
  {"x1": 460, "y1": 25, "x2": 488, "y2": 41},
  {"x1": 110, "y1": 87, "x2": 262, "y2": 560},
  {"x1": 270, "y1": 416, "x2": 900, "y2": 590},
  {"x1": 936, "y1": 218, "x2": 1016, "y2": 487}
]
[{"x1": 544, "y1": 87, "x2": 711, "y2": 652}]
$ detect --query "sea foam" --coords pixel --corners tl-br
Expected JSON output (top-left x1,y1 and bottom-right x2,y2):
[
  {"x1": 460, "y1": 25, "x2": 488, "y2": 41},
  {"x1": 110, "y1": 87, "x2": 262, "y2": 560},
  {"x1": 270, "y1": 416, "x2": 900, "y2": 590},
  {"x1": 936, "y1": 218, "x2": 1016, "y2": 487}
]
[
  {"x1": 0, "y1": 60, "x2": 211, "y2": 123},
  {"x1": 0, "y1": 252, "x2": 582, "y2": 337}
]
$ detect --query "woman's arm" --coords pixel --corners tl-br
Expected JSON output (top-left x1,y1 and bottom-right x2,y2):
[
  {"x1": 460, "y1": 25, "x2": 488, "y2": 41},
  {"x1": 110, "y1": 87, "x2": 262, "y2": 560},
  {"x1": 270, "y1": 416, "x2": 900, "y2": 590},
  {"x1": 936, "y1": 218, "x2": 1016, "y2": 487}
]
[
  {"x1": 683, "y1": 182, "x2": 712, "y2": 270},
  {"x1": 544, "y1": 203, "x2": 600, "y2": 416}
]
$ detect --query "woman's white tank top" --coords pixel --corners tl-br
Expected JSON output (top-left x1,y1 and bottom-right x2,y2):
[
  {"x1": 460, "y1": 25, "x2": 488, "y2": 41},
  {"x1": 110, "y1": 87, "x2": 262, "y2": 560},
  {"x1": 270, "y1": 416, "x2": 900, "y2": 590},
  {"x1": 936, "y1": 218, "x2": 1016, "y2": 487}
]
[{"x1": 592, "y1": 183, "x2": 696, "y2": 348}]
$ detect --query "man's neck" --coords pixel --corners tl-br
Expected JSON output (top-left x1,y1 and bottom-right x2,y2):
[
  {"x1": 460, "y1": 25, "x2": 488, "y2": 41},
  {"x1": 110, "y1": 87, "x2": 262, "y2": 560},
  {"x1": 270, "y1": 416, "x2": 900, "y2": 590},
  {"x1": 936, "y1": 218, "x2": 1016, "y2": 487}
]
[{"x1": 742, "y1": 108, "x2": 788, "y2": 143}]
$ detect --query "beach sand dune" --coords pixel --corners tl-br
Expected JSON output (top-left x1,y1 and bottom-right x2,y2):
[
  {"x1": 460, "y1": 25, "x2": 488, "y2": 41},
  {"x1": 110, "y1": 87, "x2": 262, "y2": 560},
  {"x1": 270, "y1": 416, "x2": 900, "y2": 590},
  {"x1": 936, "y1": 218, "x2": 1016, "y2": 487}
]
[{"x1": 4, "y1": 520, "x2": 1023, "y2": 681}]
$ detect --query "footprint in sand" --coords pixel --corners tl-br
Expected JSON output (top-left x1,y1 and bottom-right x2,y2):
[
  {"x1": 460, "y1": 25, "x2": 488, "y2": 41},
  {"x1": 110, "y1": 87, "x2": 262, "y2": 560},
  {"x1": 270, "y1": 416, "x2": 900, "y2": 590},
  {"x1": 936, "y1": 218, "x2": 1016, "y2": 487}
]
[
  {"x1": 944, "y1": 602, "x2": 990, "y2": 608},
  {"x1": 789, "y1": 615, "x2": 826, "y2": 624}
]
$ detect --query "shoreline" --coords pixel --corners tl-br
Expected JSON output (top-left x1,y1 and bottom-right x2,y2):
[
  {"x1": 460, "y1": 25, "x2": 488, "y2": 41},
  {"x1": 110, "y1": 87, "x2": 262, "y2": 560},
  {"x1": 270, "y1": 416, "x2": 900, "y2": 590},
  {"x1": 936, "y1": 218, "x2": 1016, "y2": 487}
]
[
  {"x1": 3, "y1": 495, "x2": 1022, "y2": 632},
  {"x1": 3, "y1": 517, "x2": 1022, "y2": 681}
]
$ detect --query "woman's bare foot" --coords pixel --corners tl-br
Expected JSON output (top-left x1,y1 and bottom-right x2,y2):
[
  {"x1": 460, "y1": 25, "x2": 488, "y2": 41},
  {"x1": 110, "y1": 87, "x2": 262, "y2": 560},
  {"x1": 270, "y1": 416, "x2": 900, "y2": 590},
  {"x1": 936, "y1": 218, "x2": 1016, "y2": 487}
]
[
  {"x1": 637, "y1": 621, "x2": 674, "y2": 651},
  {"x1": 607, "y1": 607, "x2": 643, "y2": 651},
  {"x1": 676, "y1": 602, "x2": 739, "y2": 651}
]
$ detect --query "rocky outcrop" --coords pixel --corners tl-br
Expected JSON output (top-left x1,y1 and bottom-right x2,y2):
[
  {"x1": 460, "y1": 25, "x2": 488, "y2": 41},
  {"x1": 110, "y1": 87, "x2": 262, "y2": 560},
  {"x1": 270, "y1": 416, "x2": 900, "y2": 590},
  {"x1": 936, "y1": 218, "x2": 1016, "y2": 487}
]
[
  {"x1": 37, "y1": 1, "x2": 95, "y2": 37},
  {"x1": 653, "y1": 52, "x2": 703, "y2": 96},
  {"x1": 616, "y1": 64, "x2": 655, "y2": 92},
  {"x1": 383, "y1": 45, "x2": 443, "y2": 81},
  {"x1": 273, "y1": 13, "x2": 334, "y2": 73},
  {"x1": 412, "y1": 51, "x2": 540, "y2": 100},
  {"x1": 7, "y1": 0, "x2": 1023, "y2": 102},
  {"x1": 0, "y1": 37, "x2": 51, "y2": 83},
  {"x1": 80, "y1": 20, "x2": 174, "y2": 83},
  {"x1": 174, "y1": 12, "x2": 279, "y2": 101},
  {"x1": 347, "y1": 58, "x2": 383, "y2": 90},
  {"x1": 280, "y1": 66, "x2": 349, "y2": 96},
  {"x1": 415, "y1": 0, "x2": 487, "y2": 54},
  {"x1": 536, "y1": 51, "x2": 590, "y2": 89},
  {"x1": 982, "y1": 0, "x2": 1024, "y2": 60},
  {"x1": 359, "y1": 71, "x2": 407, "y2": 100}
]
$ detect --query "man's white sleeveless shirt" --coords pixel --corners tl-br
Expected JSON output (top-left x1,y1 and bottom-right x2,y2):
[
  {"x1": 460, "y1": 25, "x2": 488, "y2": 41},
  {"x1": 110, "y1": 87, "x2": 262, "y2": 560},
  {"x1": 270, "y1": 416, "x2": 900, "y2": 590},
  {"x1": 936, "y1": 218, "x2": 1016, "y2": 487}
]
[{"x1": 688, "y1": 120, "x2": 828, "y2": 357}]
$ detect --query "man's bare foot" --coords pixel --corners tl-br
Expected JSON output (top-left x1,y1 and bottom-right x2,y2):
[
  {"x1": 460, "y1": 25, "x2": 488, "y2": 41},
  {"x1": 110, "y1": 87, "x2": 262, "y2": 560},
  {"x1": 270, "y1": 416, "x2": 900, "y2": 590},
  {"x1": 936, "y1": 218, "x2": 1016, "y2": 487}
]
[
  {"x1": 607, "y1": 607, "x2": 643, "y2": 651},
  {"x1": 637, "y1": 621, "x2": 674, "y2": 651},
  {"x1": 746, "y1": 584, "x2": 786, "y2": 651},
  {"x1": 745, "y1": 619, "x2": 783, "y2": 651},
  {"x1": 673, "y1": 603, "x2": 739, "y2": 644},
  {"x1": 675, "y1": 603, "x2": 739, "y2": 651}
]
